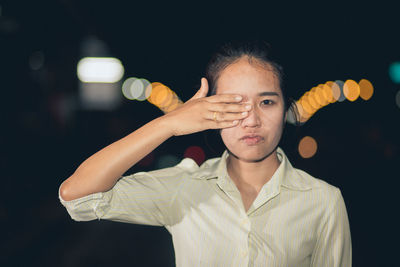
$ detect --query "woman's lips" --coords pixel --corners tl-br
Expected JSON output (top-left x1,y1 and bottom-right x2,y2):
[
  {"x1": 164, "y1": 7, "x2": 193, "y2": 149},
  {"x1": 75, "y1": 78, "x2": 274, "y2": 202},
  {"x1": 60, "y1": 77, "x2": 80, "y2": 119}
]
[{"x1": 240, "y1": 135, "x2": 264, "y2": 145}]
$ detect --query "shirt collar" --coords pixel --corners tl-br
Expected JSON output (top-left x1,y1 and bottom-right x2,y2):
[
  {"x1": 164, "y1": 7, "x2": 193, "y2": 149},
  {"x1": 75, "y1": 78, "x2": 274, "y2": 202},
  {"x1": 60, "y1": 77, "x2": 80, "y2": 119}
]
[{"x1": 195, "y1": 147, "x2": 312, "y2": 192}]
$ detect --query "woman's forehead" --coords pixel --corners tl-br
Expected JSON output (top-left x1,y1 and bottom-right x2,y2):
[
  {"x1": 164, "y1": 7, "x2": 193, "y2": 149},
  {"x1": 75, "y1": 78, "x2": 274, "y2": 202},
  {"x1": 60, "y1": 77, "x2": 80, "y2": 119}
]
[{"x1": 216, "y1": 59, "x2": 281, "y2": 97}]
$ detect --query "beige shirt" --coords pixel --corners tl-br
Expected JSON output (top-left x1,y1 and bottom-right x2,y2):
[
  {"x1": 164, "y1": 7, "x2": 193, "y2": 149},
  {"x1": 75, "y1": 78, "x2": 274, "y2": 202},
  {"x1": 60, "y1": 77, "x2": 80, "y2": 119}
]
[{"x1": 59, "y1": 147, "x2": 351, "y2": 266}]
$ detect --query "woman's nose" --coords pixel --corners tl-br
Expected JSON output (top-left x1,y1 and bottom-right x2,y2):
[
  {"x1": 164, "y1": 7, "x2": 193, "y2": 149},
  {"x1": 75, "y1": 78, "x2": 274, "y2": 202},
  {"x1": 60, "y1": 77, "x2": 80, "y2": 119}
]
[{"x1": 241, "y1": 106, "x2": 261, "y2": 127}]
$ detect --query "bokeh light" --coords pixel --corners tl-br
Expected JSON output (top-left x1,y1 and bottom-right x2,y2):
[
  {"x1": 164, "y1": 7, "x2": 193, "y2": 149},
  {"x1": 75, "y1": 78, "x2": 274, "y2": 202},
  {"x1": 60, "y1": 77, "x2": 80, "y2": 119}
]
[
  {"x1": 148, "y1": 82, "x2": 183, "y2": 113},
  {"x1": 359, "y1": 79, "x2": 374, "y2": 100},
  {"x1": 148, "y1": 83, "x2": 173, "y2": 108},
  {"x1": 122, "y1": 78, "x2": 152, "y2": 101},
  {"x1": 396, "y1": 90, "x2": 400, "y2": 109},
  {"x1": 155, "y1": 154, "x2": 180, "y2": 169},
  {"x1": 136, "y1": 79, "x2": 152, "y2": 101},
  {"x1": 184, "y1": 146, "x2": 206, "y2": 166},
  {"x1": 137, "y1": 152, "x2": 155, "y2": 167},
  {"x1": 325, "y1": 81, "x2": 338, "y2": 103},
  {"x1": 305, "y1": 91, "x2": 320, "y2": 110},
  {"x1": 389, "y1": 62, "x2": 400, "y2": 84},
  {"x1": 130, "y1": 78, "x2": 145, "y2": 99},
  {"x1": 295, "y1": 97, "x2": 314, "y2": 124},
  {"x1": 77, "y1": 57, "x2": 124, "y2": 83},
  {"x1": 343, "y1": 79, "x2": 360, "y2": 102},
  {"x1": 296, "y1": 102, "x2": 312, "y2": 124},
  {"x1": 122, "y1": 77, "x2": 138, "y2": 100},
  {"x1": 123, "y1": 78, "x2": 183, "y2": 113},
  {"x1": 314, "y1": 85, "x2": 329, "y2": 107},
  {"x1": 299, "y1": 95, "x2": 315, "y2": 115},
  {"x1": 334, "y1": 80, "x2": 346, "y2": 102},
  {"x1": 290, "y1": 78, "x2": 374, "y2": 125},
  {"x1": 298, "y1": 136, "x2": 318, "y2": 158}
]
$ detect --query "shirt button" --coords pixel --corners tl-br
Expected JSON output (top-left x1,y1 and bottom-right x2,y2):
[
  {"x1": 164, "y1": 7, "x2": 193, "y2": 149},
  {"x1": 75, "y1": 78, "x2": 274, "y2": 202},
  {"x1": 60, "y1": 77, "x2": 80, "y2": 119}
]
[{"x1": 241, "y1": 219, "x2": 250, "y2": 227}]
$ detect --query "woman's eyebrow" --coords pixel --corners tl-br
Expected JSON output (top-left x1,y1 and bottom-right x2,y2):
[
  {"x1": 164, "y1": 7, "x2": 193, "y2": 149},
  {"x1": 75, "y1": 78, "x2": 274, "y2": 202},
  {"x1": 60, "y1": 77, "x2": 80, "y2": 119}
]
[{"x1": 258, "y1": 91, "x2": 279, "y2": 96}]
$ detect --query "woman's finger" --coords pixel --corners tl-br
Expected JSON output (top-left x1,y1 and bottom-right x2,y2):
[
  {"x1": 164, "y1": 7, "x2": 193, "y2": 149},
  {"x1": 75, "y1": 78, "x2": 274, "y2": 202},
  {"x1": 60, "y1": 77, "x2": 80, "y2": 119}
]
[
  {"x1": 207, "y1": 102, "x2": 252, "y2": 113},
  {"x1": 189, "y1": 78, "x2": 209, "y2": 101},
  {"x1": 207, "y1": 110, "x2": 249, "y2": 122},
  {"x1": 206, "y1": 93, "x2": 243, "y2": 103},
  {"x1": 207, "y1": 119, "x2": 240, "y2": 129}
]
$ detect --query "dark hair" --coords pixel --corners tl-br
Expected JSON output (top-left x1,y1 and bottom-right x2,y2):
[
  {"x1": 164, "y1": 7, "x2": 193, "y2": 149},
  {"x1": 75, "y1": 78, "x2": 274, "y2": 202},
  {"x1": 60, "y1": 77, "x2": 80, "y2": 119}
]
[{"x1": 205, "y1": 40, "x2": 295, "y2": 116}]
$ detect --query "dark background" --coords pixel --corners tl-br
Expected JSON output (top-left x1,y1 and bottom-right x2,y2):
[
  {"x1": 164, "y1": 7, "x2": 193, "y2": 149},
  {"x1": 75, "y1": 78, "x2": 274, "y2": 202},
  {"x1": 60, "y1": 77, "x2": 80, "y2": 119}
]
[{"x1": 1, "y1": 0, "x2": 399, "y2": 266}]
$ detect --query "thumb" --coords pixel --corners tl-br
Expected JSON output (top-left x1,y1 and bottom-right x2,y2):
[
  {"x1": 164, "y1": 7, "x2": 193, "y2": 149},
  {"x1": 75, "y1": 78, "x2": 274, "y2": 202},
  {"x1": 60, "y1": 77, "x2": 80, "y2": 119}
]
[{"x1": 190, "y1": 78, "x2": 209, "y2": 100}]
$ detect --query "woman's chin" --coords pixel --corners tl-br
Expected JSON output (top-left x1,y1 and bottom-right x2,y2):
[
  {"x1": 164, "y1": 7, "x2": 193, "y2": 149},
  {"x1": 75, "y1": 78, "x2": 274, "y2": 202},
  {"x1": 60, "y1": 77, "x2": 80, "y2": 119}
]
[{"x1": 228, "y1": 148, "x2": 273, "y2": 163}]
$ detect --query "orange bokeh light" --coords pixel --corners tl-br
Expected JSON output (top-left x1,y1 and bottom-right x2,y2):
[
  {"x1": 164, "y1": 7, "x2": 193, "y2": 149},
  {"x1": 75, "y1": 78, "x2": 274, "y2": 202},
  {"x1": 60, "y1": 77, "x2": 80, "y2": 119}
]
[
  {"x1": 359, "y1": 79, "x2": 374, "y2": 100},
  {"x1": 343, "y1": 79, "x2": 360, "y2": 101},
  {"x1": 298, "y1": 136, "x2": 318, "y2": 158}
]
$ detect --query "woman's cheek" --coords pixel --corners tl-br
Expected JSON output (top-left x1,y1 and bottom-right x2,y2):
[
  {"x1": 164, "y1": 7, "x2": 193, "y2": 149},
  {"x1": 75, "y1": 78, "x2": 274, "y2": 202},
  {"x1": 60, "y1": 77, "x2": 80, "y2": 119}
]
[{"x1": 220, "y1": 128, "x2": 236, "y2": 147}]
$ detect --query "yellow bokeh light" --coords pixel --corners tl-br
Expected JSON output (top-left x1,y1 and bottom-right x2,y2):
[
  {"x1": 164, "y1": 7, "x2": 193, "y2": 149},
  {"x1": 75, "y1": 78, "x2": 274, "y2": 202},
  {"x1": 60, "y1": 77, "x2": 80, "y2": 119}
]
[
  {"x1": 343, "y1": 79, "x2": 360, "y2": 101},
  {"x1": 313, "y1": 85, "x2": 329, "y2": 107},
  {"x1": 325, "y1": 81, "x2": 338, "y2": 103},
  {"x1": 304, "y1": 91, "x2": 320, "y2": 110},
  {"x1": 163, "y1": 97, "x2": 184, "y2": 113},
  {"x1": 359, "y1": 79, "x2": 374, "y2": 100},
  {"x1": 321, "y1": 83, "x2": 334, "y2": 103},
  {"x1": 155, "y1": 86, "x2": 173, "y2": 108},
  {"x1": 143, "y1": 83, "x2": 153, "y2": 101},
  {"x1": 293, "y1": 101, "x2": 305, "y2": 123},
  {"x1": 299, "y1": 96, "x2": 315, "y2": 116},
  {"x1": 298, "y1": 136, "x2": 318, "y2": 159},
  {"x1": 147, "y1": 82, "x2": 184, "y2": 113},
  {"x1": 148, "y1": 82, "x2": 168, "y2": 106},
  {"x1": 330, "y1": 81, "x2": 341, "y2": 102},
  {"x1": 297, "y1": 101, "x2": 312, "y2": 124}
]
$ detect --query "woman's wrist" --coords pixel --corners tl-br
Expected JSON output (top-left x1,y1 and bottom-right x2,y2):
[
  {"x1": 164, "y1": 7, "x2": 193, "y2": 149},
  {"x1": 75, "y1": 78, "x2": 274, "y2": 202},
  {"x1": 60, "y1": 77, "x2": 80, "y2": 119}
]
[{"x1": 153, "y1": 114, "x2": 177, "y2": 138}]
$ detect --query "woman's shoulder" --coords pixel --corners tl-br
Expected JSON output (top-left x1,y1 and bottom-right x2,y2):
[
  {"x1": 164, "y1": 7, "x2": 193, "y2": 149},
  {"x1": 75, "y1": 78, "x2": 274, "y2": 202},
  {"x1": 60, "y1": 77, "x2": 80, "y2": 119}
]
[
  {"x1": 289, "y1": 167, "x2": 343, "y2": 202},
  {"x1": 131, "y1": 155, "x2": 221, "y2": 180}
]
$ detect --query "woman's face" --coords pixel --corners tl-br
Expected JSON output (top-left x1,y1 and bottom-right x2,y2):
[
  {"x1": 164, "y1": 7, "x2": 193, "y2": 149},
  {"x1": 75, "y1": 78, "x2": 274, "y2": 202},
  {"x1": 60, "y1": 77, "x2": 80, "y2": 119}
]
[{"x1": 216, "y1": 57, "x2": 286, "y2": 162}]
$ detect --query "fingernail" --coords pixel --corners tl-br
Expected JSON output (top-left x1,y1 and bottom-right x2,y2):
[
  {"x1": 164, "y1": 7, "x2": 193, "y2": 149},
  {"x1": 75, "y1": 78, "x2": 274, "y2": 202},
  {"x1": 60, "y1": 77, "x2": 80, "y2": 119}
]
[
  {"x1": 232, "y1": 120, "x2": 239, "y2": 124},
  {"x1": 242, "y1": 111, "x2": 248, "y2": 116},
  {"x1": 235, "y1": 96, "x2": 242, "y2": 101}
]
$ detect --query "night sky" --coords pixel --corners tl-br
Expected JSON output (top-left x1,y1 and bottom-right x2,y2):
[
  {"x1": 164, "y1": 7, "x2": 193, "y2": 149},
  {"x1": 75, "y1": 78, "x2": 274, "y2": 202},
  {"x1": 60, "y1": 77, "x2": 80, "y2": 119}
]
[{"x1": 1, "y1": 1, "x2": 399, "y2": 266}]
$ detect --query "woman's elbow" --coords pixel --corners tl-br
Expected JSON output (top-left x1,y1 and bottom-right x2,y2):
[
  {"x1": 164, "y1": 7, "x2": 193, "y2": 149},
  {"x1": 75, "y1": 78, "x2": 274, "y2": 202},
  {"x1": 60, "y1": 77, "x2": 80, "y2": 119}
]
[
  {"x1": 59, "y1": 176, "x2": 84, "y2": 201},
  {"x1": 59, "y1": 179, "x2": 74, "y2": 201}
]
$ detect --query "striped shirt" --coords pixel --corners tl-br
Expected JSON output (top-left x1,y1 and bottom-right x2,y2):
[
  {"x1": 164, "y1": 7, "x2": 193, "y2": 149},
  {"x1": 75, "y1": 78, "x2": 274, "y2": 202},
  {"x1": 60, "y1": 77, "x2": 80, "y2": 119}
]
[{"x1": 59, "y1": 147, "x2": 351, "y2": 266}]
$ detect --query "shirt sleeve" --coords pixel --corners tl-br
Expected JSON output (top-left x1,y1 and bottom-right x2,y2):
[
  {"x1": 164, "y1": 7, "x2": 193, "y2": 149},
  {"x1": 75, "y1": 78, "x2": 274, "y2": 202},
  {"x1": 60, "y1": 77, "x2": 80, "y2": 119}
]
[
  {"x1": 311, "y1": 188, "x2": 352, "y2": 267},
  {"x1": 58, "y1": 158, "x2": 198, "y2": 227}
]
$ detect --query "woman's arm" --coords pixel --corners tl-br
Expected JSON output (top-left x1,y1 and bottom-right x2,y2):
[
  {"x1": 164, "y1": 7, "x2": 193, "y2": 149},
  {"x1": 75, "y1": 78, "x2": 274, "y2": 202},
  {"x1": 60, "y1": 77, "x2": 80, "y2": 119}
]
[
  {"x1": 59, "y1": 116, "x2": 174, "y2": 201},
  {"x1": 60, "y1": 78, "x2": 250, "y2": 201}
]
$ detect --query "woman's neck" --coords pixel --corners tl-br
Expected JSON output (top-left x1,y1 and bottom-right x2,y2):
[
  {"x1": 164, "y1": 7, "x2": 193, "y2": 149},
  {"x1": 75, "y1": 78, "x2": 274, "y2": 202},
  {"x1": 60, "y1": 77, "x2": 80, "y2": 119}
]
[{"x1": 226, "y1": 150, "x2": 281, "y2": 192}]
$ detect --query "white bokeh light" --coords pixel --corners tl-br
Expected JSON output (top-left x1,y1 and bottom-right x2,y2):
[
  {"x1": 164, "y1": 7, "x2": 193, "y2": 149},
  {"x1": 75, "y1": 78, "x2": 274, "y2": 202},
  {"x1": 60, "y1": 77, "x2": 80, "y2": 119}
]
[
  {"x1": 122, "y1": 78, "x2": 152, "y2": 101},
  {"x1": 136, "y1": 79, "x2": 152, "y2": 101},
  {"x1": 122, "y1": 77, "x2": 137, "y2": 100},
  {"x1": 77, "y1": 57, "x2": 124, "y2": 83}
]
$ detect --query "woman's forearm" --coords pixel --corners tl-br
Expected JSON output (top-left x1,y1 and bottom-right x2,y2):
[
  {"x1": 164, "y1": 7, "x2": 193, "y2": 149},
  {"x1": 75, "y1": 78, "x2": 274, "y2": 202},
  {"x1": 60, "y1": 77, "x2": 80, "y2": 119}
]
[{"x1": 59, "y1": 116, "x2": 174, "y2": 201}]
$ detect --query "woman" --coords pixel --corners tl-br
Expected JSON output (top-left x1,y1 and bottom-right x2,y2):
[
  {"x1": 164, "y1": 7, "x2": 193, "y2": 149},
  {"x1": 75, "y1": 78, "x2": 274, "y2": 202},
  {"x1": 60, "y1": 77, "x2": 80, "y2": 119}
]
[{"x1": 59, "y1": 41, "x2": 351, "y2": 266}]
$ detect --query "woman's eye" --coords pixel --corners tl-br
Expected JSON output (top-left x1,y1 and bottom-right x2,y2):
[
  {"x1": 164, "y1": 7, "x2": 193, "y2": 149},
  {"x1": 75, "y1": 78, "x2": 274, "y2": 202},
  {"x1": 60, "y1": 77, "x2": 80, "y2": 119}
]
[{"x1": 261, "y1": 99, "x2": 273, "y2": 105}]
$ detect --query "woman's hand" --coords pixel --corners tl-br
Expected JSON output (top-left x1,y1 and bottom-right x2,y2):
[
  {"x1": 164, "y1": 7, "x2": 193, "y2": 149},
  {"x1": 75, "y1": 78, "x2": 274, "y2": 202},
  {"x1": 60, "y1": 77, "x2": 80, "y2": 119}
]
[{"x1": 162, "y1": 78, "x2": 251, "y2": 136}]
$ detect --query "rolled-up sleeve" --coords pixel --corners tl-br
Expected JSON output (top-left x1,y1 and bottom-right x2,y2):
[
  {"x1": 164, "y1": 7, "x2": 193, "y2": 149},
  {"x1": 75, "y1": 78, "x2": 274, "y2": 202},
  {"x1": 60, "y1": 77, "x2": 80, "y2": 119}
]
[
  {"x1": 311, "y1": 189, "x2": 352, "y2": 267},
  {"x1": 59, "y1": 158, "x2": 198, "y2": 226}
]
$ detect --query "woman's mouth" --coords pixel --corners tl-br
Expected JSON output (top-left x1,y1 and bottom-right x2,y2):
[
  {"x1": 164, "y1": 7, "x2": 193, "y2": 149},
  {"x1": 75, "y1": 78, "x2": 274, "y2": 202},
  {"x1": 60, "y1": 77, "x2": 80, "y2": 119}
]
[{"x1": 240, "y1": 135, "x2": 264, "y2": 145}]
